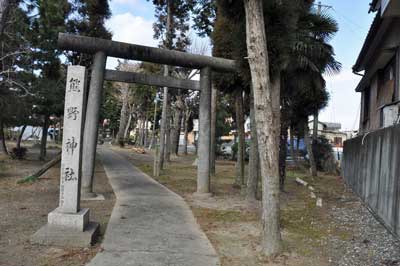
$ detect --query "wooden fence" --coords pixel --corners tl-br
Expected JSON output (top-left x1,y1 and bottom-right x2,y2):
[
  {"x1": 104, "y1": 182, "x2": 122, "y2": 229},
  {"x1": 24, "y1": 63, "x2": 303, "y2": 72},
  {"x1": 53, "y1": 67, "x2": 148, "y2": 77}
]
[{"x1": 342, "y1": 124, "x2": 400, "y2": 237}]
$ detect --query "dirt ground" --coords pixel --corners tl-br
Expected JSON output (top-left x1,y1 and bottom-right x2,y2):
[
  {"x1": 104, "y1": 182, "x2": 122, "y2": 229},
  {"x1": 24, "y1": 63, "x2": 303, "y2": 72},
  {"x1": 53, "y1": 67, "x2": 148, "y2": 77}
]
[
  {"x1": 0, "y1": 144, "x2": 115, "y2": 266},
  {"x1": 116, "y1": 145, "x2": 398, "y2": 266}
]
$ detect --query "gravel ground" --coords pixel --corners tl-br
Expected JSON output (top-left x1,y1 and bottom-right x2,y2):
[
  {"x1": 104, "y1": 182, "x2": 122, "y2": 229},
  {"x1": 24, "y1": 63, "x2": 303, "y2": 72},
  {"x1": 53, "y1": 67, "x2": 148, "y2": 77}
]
[{"x1": 328, "y1": 194, "x2": 400, "y2": 266}]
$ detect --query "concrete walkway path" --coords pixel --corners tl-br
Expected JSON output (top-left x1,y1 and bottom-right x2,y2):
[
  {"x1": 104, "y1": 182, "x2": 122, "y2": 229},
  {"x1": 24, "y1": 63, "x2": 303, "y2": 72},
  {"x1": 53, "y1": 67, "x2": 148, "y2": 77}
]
[{"x1": 87, "y1": 146, "x2": 220, "y2": 266}]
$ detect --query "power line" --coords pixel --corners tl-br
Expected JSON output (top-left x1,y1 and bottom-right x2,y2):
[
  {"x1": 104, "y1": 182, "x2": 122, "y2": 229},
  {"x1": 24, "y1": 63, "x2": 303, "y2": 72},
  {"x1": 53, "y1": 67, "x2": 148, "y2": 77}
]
[{"x1": 332, "y1": 8, "x2": 369, "y2": 31}]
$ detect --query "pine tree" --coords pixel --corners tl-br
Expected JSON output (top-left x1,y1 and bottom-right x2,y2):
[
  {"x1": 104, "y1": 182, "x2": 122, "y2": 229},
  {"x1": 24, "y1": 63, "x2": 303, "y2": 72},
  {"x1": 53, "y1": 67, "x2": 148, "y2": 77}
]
[{"x1": 67, "y1": 0, "x2": 112, "y2": 66}]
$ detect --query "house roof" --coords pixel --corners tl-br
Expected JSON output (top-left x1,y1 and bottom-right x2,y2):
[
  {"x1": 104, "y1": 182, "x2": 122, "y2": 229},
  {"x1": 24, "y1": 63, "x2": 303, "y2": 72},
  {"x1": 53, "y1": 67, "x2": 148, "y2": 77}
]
[
  {"x1": 352, "y1": 13, "x2": 382, "y2": 72},
  {"x1": 308, "y1": 120, "x2": 342, "y2": 131},
  {"x1": 370, "y1": 0, "x2": 379, "y2": 12}
]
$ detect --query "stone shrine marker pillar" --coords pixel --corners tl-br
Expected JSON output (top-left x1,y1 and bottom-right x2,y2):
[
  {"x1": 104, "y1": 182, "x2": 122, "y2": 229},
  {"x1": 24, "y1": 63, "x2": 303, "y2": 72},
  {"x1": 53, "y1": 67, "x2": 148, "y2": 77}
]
[{"x1": 32, "y1": 66, "x2": 99, "y2": 247}]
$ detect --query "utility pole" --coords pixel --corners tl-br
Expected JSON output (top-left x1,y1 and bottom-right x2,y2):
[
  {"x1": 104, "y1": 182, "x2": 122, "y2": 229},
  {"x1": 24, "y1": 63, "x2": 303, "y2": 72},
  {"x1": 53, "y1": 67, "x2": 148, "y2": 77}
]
[
  {"x1": 315, "y1": 1, "x2": 333, "y2": 13},
  {"x1": 313, "y1": 1, "x2": 333, "y2": 141}
]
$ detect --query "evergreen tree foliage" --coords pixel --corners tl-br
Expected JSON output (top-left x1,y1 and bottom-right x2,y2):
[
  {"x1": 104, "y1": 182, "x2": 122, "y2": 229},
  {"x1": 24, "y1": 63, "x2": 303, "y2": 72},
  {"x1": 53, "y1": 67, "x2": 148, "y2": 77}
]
[
  {"x1": 67, "y1": 0, "x2": 112, "y2": 66},
  {"x1": 150, "y1": 0, "x2": 194, "y2": 51}
]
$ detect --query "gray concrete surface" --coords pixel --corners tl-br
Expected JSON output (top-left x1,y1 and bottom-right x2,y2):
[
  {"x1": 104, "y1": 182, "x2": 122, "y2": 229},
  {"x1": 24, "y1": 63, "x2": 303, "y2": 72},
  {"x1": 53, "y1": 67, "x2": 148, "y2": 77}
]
[
  {"x1": 31, "y1": 222, "x2": 99, "y2": 248},
  {"x1": 87, "y1": 146, "x2": 220, "y2": 266}
]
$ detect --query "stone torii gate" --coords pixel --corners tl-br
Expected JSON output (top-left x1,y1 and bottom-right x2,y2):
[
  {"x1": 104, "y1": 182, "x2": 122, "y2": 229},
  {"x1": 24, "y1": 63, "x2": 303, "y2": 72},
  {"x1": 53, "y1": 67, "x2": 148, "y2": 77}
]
[
  {"x1": 56, "y1": 33, "x2": 238, "y2": 199},
  {"x1": 31, "y1": 33, "x2": 238, "y2": 247}
]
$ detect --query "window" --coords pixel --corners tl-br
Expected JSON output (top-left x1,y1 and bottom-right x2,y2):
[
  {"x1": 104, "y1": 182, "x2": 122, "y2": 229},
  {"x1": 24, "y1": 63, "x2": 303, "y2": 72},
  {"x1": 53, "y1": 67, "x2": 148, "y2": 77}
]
[
  {"x1": 334, "y1": 137, "x2": 343, "y2": 147},
  {"x1": 377, "y1": 58, "x2": 396, "y2": 105}
]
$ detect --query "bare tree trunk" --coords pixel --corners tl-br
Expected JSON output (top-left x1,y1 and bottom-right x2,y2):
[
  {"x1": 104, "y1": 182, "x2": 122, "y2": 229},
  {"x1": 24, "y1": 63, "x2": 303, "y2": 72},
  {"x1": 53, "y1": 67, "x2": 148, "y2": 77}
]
[
  {"x1": 39, "y1": 115, "x2": 50, "y2": 161},
  {"x1": 158, "y1": 85, "x2": 168, "y2": 171},
  {"x1": 165, "y1": 99, "x2": 172, "y2": 162},
  {"x1": 139, "y1": 116, "x2": 145, "y2": 147},
  {"x1": 313, "y1": 111, "x2": 318, "y2": 140},
  {"x1": 182, "y1": 109, "x2": 187, "y2": 154},
  {"x1": 244, "y1": 0, "x2": 282, "y2": 256},
  {"x1": 22, "y1": 152, "x2": 61, "y2": 182},
  {"x1": 304, "y1": 122, "x2": 317, "y2": 177},
  {"x1": 234, "y1": 90, "x2": 245, "y2": 187},
  {"x1": 246, "y1": 90, "x2": 259, "y2": 201},
  {"x1": 57, "y1": 117, "x2": 63, "y2": 144},
  {"x1": 183, "y1": 109, "x2": 191, "y2": 155},
  {"x1": 289, "y1": 126, "x2": 297, "y2": 166},
  {"x1": 279, "y1": 92, "x2": 289, "y2": 191},
  {"x1": 16, "y1": 125, "x2": 27, "y2": 150},
  {"x1": 157, "y1": 0, "x2": 173, "y2": 173},
  {"x1": 117, "y1": 85, "x2": 129, "y2": 146},
  {"x1": 175, "y1": 115, "x2": 181, "y2": 154},
  {"x1": 0, "y1": 0, "x2": 11, "y2": 35},
  {"x1": 210, "y1": 82, "x2": 217, "y2": 176},
  {"x1": 279, "y1": 122, "x2": 288, "y2": 191},
  {"x1": 0, "y1": 118, "x2": 8, "y2": 155},
  {"x1": 144, "y1": 113, "x2": 148, "y2": 147},
  {"x1": 123, "y1": 113, "x2": 132, "y2": 140},
  {"x1": 170, "y1": 94, "x2": 183, "y2": 156},
  {"x1": 149, "y1": 99, "x2": 158, "y2": 149}
]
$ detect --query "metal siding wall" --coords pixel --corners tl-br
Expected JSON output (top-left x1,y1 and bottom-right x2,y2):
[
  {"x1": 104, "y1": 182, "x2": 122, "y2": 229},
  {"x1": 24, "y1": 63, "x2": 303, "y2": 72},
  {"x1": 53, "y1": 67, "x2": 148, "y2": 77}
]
[{"x1": 343, "y1": 124, "x2": 400, "y2": 237}]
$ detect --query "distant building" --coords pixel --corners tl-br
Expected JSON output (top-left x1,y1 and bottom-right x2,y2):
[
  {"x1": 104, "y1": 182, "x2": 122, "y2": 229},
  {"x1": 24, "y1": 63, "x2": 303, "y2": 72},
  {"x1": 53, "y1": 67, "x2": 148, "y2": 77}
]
[
  {"x1": 353, "y1": 0, "x2": 400, "y2": 133},
  {"x1": 308, "y1": 120, "x2": 348, "y2": 147}
]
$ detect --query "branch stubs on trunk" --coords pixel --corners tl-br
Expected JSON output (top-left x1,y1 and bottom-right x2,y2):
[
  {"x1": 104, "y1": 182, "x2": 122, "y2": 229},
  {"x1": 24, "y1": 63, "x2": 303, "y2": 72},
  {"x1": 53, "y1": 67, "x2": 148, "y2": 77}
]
[{"x1": 244, "y1": 0, "x2": 282, "y2": 256}]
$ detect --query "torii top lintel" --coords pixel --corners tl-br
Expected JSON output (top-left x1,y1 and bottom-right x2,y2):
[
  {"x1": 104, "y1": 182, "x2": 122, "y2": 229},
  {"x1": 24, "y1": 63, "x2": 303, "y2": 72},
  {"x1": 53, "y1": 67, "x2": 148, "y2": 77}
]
[{"x1": 58, "y1": 33, "x2": 239, "y2": 73}]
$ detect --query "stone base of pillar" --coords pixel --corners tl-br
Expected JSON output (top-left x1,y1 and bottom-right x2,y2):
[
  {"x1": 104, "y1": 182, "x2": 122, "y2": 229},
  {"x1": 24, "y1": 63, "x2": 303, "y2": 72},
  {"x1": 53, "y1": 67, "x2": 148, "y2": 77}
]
[
  {"x1": 31, "y1": 208, "x2": 99, "y2": 247},
  {"x1": 193, "y1": 192, "x2": 213, "y2": 199},
  {"x1": 48, "y1": 208, "x2": 90, "y2": 231},
  {"x1": 81, "y1": 193, "x2": 105, "y2": 201}
]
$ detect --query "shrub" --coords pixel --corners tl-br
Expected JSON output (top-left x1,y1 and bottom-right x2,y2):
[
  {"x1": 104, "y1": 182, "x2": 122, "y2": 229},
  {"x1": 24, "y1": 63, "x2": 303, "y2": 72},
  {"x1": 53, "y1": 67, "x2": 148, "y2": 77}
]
[
  {"x1": 10, "y1": 147, "x2": 28, "y2": 160},
  {"x1": 312, "y1": 136, "x2": 334, "y2": 171}
]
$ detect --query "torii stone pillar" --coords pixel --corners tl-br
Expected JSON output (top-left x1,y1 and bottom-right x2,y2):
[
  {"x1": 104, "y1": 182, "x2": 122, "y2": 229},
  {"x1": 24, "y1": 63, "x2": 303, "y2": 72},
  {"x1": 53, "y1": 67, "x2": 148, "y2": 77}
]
[
  {"x1": 195, "y1": 67, "x2": 212, "y2": 196},
  {"x1": 81, "y1": 51, "x2": 107, "y2": 199}
]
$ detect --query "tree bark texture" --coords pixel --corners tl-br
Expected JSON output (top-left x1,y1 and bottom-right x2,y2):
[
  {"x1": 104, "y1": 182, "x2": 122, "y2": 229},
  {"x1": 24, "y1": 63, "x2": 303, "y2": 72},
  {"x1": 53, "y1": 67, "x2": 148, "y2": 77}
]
[
  {"x1": 246, "y1": 90, "x2": 259, "y2": 201},
  {"x1": 123, "y1": 113, "x2": 132, "y2": 140},
  {"x1": 313, "y1": 111, "x2": 318, "y2": 141},
  {"x1": 289, "y1": 126, "x2": 297, "y2": 165},
  {"x1": 39, "y1": 115, "x2": 49, "y2": 161},
  {"x1": 183, "y1": 108, "x2": 191, "y2": 155},
  {"x1": 170, "y1": 93, "x2": 183, "y2": 156},
  {"x1": 158, "y1": 0, "x2": 173, "y2": 171},
  {"x1": 304, "y1": 123, "x2": 317, "y2": 177},
  {"x1": 244, "y1": 0, "x2": 282, "y2": 256},
  {"x1": 148, "y1": 99, "x2": 158, "y2": 149},
  {"x1": 16, "y1": 125, "x2": 27, "y2": 150},
  {"x1": 164, "y1": 99, "x2": 172, "y2": 162},
  {"x1": 117, "y1": 84, "x2": 130, "y2": 146},
  {"x1": 279, "y1": 122, "x2": 288, "y2": 191},
  {"x1": 196, "y1": 67, "x2": 211, "y2": 194},
  {"x1": 30, "y1": 152, "x2": 61, "y2": 179},
  {"x1": 0, "y1": 118, "x2": 8, "y2": 155},
  {"x1": 158, "y1": 85, "x2": 168, "y2": 172},
  {"x1": 0, "y1": 0, "x2": 11, "y2": 35},
  {"x1": 210, "y1": 82, "x2": 217, "y2": 176},
  {"x1": 144, "y1": 113, "x2": 149, "y2": 147},
  {"x1": 235, "y1": 90, "x2": 245, "y2": 187}
]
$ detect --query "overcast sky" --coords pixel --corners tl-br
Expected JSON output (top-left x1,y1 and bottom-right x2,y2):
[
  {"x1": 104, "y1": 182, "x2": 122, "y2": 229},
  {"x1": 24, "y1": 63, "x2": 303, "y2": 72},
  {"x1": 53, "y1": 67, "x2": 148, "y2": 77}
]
[{"x1": 106, "y1": 0, "x2": 375, "y2": 131}]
